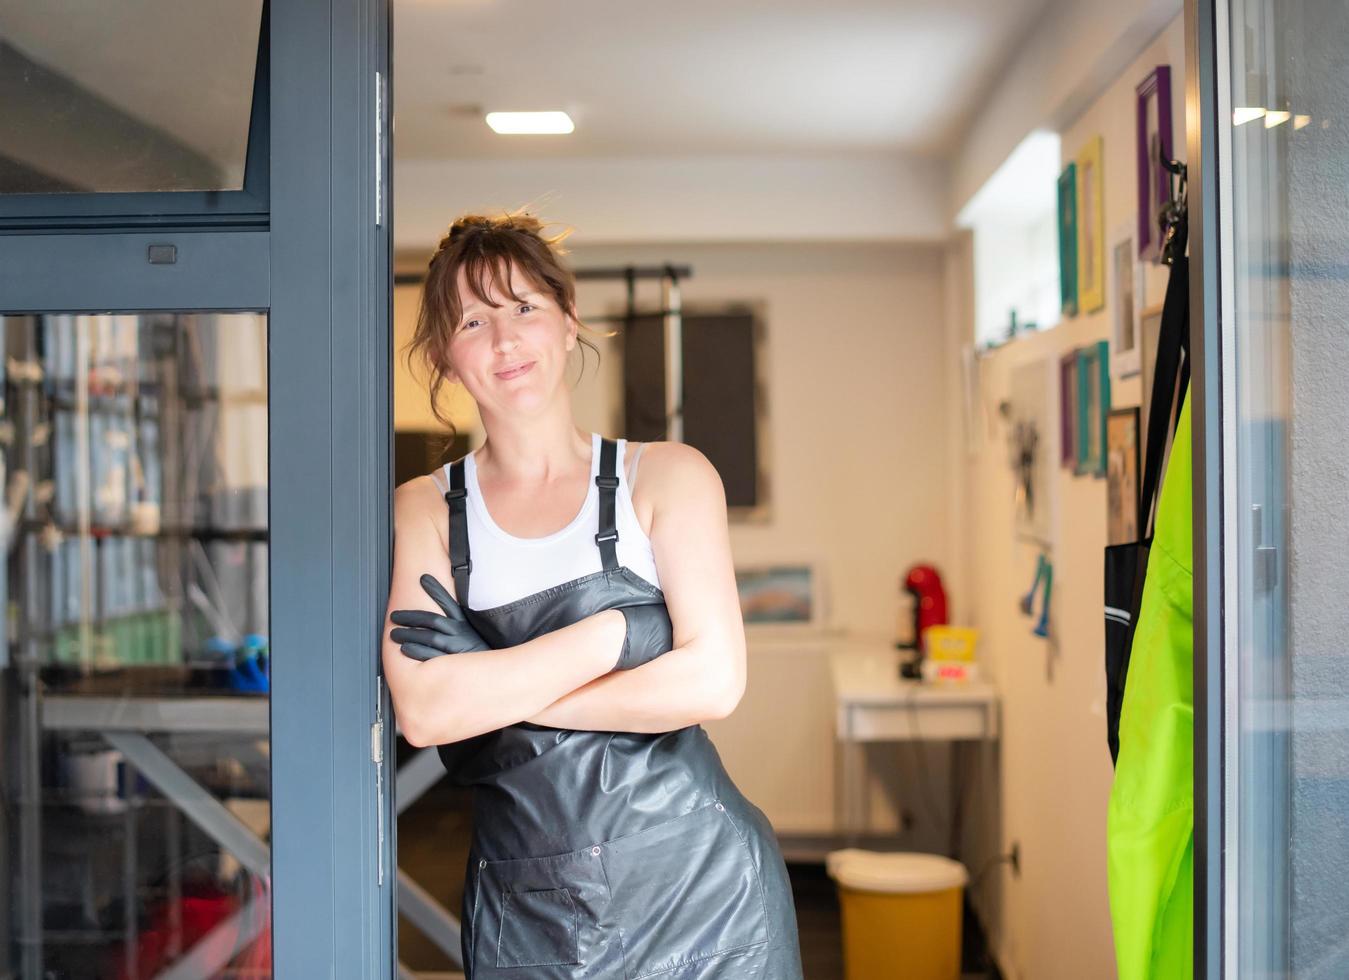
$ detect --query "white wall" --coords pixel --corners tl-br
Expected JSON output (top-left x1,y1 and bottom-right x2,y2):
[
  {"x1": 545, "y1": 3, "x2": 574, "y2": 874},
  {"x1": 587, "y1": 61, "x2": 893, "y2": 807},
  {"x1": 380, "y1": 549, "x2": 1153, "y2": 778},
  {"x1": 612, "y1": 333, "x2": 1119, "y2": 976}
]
[
  {"x1": 948, "y1": 16, "x2": 1187, "y2": 980},
  {"x1": 949, "y1": 0, "x2": 1182, "y2": 223},
  {"x1": 565, "y1": 240, "x2": 951, "y2": 643},
  {"x1": 395, "y1": 153, "x2": 950, "y2": 249}
]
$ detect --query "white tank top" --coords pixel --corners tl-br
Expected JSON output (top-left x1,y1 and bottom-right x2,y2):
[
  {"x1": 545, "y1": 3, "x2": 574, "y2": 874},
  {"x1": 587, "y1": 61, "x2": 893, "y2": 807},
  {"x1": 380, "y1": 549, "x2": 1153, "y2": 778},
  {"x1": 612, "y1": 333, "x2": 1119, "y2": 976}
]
[{"x1": 431, "y1": 431, "x2": 662, "y2": 611}]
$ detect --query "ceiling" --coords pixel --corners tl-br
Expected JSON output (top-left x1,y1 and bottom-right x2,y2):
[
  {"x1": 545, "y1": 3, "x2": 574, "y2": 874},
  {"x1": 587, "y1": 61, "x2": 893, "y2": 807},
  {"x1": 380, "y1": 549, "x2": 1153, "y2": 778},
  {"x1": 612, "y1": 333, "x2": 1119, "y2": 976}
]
[{"x1": 393, "y1": 0, "x2": 1054, "y2": 161}]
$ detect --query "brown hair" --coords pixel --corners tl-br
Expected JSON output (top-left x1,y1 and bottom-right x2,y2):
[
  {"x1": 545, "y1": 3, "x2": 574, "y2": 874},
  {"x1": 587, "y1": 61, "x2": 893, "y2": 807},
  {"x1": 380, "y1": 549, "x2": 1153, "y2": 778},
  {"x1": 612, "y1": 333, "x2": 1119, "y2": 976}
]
[{"x1": 405, "y1": 208, "x2": 607, "y2": 438}]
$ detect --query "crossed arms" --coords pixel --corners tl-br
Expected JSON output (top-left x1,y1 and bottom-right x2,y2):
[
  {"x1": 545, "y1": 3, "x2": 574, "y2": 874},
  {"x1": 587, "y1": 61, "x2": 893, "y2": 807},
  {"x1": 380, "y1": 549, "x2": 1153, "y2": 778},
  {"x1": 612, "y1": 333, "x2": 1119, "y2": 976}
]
[{"x1": 381, "y1": 441, "x2": 747, "y2": 747}]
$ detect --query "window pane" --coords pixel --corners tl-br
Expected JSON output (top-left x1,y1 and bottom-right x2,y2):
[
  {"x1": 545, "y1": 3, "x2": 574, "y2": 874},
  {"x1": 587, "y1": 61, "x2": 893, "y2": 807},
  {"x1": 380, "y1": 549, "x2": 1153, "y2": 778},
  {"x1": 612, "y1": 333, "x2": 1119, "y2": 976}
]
[
  {"x1": 1227, "y1": 0, "x2": 1349, "y2": 973},
  {"x1": 1, "y1": 312, "x2": 271, "y2": 977},
  {"x1": 0, "y1": 1, "x2": 263, "y2": 194}
]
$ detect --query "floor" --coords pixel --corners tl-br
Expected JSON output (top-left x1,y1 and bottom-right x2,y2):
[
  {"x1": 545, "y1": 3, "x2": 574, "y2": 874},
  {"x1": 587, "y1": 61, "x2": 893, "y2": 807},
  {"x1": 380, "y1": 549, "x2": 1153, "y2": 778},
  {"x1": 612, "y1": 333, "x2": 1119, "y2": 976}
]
[{"x1": 397, "y1": 773, "x2": 1000, "y2": 978}]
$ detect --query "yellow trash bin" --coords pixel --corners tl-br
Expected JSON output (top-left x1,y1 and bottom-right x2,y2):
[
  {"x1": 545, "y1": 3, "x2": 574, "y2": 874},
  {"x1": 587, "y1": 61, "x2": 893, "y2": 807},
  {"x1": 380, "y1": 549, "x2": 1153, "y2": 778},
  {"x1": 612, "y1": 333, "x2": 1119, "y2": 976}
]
[{"x1": 825, "y1": 848, "x2": 968, "y2": 980}]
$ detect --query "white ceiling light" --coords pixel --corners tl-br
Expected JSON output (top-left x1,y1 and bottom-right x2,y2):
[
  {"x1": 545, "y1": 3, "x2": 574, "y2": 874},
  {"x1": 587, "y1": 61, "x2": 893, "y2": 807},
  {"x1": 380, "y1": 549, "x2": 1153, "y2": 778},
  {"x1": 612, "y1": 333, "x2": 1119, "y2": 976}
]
[
  {"x1": 484, "y1": 111, "x2": 575, "y2": 135},
  {"x1": 1264, "y1": 109, "x2": 1291, "y2": 129},
  {"x1": 1233, "y1": 106, "x2": 1266, "y2": 126}
]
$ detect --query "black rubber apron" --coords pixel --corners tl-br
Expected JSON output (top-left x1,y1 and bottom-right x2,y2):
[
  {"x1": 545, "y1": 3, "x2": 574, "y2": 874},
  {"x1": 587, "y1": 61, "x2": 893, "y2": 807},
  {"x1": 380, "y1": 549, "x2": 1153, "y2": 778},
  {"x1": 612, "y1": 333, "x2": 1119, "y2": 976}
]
[{"x1": 437, "y1": 437, "x2": 804, "y2": 979}]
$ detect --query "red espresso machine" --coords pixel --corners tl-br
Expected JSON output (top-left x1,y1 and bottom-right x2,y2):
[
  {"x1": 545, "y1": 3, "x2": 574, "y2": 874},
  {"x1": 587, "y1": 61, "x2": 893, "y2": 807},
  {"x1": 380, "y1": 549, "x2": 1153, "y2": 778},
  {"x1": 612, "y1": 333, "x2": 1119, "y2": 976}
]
[{"x1": 898, "y1": 564, "x2": 948, "y2": 679}]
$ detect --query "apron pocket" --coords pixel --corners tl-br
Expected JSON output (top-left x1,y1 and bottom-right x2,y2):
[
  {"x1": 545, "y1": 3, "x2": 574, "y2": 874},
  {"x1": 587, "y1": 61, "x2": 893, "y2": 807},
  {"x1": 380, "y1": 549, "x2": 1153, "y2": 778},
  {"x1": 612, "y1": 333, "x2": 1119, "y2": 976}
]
[
  {"x1": 600, "y1": 800, "x2": 770, "y2": 979},
  {"x1": 495, "y1": 887, "x2": 581, "y2": 968}
]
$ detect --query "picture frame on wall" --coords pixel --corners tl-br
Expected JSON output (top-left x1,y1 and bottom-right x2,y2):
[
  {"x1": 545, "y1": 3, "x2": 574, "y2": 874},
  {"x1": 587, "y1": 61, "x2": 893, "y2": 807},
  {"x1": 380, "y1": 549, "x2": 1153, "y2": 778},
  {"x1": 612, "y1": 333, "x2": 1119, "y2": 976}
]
[
  {"x1": 1060, "y1": 351, "x2": 1079, "y2": 468},
  {"x1": 1110, "y1": 224, "x2": 1141, "y2": 379},
  {"x1": 735, "y1": 563, "x2": 824, "y2": 630},
  {"x1": 1136, "y1": 66, "x2": 1174, "y2": 264},
  {"x1": 1076, "y1": 340, "x2": 1111, "y2": 477},
  {"x1": 1007, "y1": 357, "x2": 1056, "y2": 544},
  {"x1": 1107, "y1": 407, "x2": 1141, "y2": 545},
  {"x1": 1076, "y1": 137, "x2": 1106, "y2": 313},
  {"x1": 1057, "y1": 162, "x2": 1079, "y2": 317},
  {"x1": 1133, "y1": 303, "x2": 1176, "y2": 472}
]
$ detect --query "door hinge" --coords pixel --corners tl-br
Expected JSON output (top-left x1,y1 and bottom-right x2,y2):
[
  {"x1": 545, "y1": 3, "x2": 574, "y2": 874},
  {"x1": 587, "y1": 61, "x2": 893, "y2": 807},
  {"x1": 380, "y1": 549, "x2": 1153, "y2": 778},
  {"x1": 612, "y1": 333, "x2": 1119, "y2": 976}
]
[
  {"x1": 375, "y1": 70, "x2": 384, "y2": 228},
  {"x1": 373, "y1": 675, "x2": 387, "y2": 885}
]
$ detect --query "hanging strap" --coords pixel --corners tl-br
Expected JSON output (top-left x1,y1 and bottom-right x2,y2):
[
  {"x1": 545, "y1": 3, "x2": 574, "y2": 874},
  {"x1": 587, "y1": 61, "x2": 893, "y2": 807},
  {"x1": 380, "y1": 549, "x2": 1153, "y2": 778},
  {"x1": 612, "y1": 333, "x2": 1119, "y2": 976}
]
[
  {"x1": 594, "y1": 437, "x2": 621, "y2": 571},
  {"x1": 1137, "y1": 249, "x2": 1191, "y2": 540},
  {"x1": 445, "y1": 459, "x2": 472, "y2": 608}
]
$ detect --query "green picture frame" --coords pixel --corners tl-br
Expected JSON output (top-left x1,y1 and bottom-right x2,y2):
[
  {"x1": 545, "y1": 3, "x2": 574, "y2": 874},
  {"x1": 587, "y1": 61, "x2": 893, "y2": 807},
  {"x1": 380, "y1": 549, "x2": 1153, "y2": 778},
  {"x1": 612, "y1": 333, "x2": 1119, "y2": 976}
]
[
  {"x1": 1057, "y1": 162, "x2": 1079, "y2": 317},
  {"x1": 1075, "y1": 340, "x2": 1111, "y2": 477}
]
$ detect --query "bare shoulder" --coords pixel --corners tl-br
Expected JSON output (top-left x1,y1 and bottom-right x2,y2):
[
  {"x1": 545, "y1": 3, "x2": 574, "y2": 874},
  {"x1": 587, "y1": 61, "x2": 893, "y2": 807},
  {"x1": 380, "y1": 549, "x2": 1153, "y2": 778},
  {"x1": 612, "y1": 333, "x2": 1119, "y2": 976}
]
[
  {"x1": 394, "y1": 474, "x2": 449, "y2": 555},
  {"x1": 628, "y1": 441, "x2": 726, "y2": 526}
]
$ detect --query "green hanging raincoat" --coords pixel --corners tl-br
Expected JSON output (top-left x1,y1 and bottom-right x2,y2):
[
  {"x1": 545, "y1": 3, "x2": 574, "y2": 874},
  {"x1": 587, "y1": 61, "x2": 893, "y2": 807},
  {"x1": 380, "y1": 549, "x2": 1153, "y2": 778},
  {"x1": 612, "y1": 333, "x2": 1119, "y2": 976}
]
[{"x1": 1107, "y1": 392, "x2": 1194, "y2": 979}]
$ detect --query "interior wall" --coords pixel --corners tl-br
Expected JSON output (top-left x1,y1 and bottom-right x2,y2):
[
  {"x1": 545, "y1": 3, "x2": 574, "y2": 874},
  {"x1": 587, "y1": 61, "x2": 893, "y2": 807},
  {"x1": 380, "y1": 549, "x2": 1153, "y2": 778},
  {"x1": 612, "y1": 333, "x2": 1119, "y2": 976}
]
[
  {"x1": 395, "y1": 154, "x2": 949, "y2": 250},
  {"x1": 397, "y1": 240, "x2": 951, "y2": 640},
  {"x1": 949, "y1": 15, "x2": 1186, "y2": 980},
  {"x1": 394, "y1": 240, "x2": 954, "y2": 838},
  {"x1": 564, "y1": 240, "x2": 952, "y2": 643},
  {"x1": 949, "y1": 0, "x2": 1182, "y2": 223}
]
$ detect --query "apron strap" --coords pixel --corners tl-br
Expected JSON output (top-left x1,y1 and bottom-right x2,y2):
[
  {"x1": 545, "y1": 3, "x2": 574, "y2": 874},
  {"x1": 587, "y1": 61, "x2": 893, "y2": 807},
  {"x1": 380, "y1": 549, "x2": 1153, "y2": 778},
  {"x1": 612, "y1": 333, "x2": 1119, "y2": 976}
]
[
  {"x1": 594, "y1": 437, "x2": 621, "y2": 571},
  {"x1": 445, "y1": 458, "x2": 471, "y2": 608}
]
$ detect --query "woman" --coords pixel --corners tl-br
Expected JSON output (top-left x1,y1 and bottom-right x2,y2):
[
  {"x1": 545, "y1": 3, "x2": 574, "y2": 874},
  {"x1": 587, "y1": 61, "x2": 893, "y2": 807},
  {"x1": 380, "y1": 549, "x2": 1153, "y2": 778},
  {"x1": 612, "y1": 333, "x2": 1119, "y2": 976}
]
[{"x1": 382, "y1": 210, "x2": 804, "y2": 979}]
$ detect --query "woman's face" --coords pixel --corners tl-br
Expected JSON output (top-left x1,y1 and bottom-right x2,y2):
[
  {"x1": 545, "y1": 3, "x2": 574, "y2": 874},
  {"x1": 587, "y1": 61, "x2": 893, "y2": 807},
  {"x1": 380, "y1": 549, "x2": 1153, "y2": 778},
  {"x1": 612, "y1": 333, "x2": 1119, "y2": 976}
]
[{"x1": 444, "y1": 260, "x2": 577, "y2": 416}]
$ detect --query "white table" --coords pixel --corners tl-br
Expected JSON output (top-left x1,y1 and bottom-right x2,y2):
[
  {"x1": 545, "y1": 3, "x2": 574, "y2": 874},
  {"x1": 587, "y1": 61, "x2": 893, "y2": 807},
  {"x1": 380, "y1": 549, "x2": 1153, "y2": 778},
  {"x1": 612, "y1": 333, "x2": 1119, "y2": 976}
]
[{"x1": 829, "y1": 648, "x2": 999, "y2": 851}]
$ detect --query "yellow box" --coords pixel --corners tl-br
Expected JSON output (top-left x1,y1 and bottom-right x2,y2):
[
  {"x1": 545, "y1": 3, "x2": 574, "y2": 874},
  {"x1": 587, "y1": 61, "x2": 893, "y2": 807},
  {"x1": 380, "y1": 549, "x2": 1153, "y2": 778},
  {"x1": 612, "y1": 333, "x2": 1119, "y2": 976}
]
[{"x1": 922, "y1": 625, "x2": 979, "y2": 663}]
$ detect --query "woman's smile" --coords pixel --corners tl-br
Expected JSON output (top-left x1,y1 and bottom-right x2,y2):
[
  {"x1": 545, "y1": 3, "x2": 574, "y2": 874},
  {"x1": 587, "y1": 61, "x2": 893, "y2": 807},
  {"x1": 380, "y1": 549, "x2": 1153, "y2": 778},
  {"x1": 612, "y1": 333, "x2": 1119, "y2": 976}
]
[{"x1": 494, "y1": 361, "x2": 535, "y2": 381}]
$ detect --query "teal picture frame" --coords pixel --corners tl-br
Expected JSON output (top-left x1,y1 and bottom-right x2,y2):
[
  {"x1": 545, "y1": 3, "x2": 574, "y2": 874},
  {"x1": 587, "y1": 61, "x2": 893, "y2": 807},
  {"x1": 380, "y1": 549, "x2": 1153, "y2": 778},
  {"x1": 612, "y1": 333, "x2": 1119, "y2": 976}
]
[
  {"x1": 1075, "y1": 340, "x2": 1111, "y2": 476},
  {"x1": 1058, "y1": 162, "x2": 1079, "y2": 317}
]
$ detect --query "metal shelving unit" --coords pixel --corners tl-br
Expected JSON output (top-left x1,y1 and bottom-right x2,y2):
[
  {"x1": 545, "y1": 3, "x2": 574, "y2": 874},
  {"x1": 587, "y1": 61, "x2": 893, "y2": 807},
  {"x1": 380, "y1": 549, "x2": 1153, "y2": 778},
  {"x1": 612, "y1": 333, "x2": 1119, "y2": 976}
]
[{"x1": 3, "y1": 312, "x2": 271, "y2": 979}]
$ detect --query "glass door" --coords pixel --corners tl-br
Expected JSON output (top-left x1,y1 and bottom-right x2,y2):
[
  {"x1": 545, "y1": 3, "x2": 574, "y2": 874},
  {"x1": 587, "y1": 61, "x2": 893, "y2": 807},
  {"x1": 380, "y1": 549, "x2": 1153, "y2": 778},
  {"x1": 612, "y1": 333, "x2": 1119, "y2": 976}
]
[
  {"x1": 1194, "y1": 0, "x2": 1349, "y2": 974},
  {"x1": 1, "y1": 1, "x2": 395, "y2": 977},
  {"x1": 0, "y1": 310, "x2": 273, "y2": 979}
]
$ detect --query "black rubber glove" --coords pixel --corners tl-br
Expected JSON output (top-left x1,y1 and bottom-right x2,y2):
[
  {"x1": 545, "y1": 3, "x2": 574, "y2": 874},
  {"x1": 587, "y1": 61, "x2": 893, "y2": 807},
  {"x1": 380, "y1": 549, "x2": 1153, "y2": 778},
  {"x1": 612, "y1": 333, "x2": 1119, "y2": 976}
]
[
  {"x1": 389, "y1": 573, "x2": 492, "y2": 661},
  {"x1": 614, "y1": 602, "x2": 675, "y2": 671}
]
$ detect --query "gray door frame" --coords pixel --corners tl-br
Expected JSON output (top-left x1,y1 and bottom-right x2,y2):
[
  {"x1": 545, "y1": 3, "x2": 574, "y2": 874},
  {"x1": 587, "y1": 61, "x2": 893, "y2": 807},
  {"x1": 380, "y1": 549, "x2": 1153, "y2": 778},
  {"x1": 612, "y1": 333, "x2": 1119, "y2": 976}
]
[
  {"x1": 1186, "y1": 0, "x2": 1225, "y2": 976},
  {"x1": 0, "y1": 1, "x2": 397, "y2": 975}
]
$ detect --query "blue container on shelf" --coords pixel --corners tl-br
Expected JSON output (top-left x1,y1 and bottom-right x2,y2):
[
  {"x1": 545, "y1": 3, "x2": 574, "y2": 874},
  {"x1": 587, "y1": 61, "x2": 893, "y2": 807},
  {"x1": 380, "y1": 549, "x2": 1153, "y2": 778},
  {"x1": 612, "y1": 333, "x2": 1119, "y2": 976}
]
[{"x1": 231, "y1": 633, "x2": 270, "y2": 693}]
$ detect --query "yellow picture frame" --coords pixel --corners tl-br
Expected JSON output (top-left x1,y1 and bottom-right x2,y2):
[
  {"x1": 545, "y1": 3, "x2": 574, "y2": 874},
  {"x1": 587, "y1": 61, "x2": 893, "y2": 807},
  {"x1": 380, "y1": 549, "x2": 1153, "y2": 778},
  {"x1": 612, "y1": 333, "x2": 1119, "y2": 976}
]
[{"x1": 1076, "y1": 136, "x2": 1106, "y2": 313}]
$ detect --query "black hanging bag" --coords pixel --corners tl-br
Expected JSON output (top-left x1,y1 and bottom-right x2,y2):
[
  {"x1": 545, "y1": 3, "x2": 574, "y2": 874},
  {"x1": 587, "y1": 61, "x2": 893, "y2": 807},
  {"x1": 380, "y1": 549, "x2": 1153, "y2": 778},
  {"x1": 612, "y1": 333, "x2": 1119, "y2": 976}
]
[{"x1": 1103, "y1": 245, "x2": 1190, "y2": 766}]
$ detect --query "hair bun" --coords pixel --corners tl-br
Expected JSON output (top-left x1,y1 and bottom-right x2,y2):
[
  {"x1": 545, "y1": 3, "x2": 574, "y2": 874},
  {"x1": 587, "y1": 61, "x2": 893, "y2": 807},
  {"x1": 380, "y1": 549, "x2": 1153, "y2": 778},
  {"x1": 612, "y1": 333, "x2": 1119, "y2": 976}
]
[
  {"x1": 447, "y1": 210, "x2": 545, "y2": 244},
  {"x1": 447, "y1": 214, "x2": 495, "y2": 241},
  {"x1": 429, "y1": 208, "x2": 572, "y2": 267}
]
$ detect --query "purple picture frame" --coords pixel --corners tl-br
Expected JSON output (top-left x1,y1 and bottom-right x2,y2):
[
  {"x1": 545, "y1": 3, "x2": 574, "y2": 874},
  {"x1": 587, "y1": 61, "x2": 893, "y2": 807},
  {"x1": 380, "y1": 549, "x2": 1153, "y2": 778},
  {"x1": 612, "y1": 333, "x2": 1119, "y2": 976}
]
[
  {"x1": 1060, "y1": 351, "x2": 1078, "y2": 468},
  {"x1": 1136, "y1": 66, "x2": 1173, "y2": 263}
]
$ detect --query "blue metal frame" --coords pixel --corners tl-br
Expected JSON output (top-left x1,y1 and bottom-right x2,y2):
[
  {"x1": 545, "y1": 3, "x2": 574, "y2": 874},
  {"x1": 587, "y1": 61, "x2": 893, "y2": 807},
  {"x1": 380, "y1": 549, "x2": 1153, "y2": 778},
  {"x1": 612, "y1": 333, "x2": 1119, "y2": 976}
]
[
  {"x1": 269, "y1": 0, "x2": 395, "y2": 974},
  {"x1": 0, "y1": 1, "x2": 396, "y2": 974}
]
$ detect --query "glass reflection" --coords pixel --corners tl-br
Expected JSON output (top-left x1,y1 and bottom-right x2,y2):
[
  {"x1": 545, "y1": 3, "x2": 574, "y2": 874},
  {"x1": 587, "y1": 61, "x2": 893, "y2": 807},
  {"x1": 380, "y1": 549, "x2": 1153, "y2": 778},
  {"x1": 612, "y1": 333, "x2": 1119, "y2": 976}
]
[
  {"x1": 1, "y1": 312, "x2": 270, "y2": 978},
  {"x1": 1227, "y1": 0, "x2": 1349, "y2": 974},
  {"x1": 0, "y1": 1, "x2": 263, "y2": 194}
]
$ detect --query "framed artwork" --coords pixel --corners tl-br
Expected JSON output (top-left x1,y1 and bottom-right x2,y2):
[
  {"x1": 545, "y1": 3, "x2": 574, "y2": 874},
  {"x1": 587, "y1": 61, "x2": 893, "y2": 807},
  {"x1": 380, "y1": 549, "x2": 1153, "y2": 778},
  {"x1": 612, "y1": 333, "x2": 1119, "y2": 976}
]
[
  {"x1": 1110, "y1": 224, "x2": 1141, "y2": 378},
  {"x1": 1107, "y1": 407, "x2": 1141, "y2": 545},
  {"x1": 1138, "y1": 302, "x2": 1165, "y2": 438},
  {"x1": 1136, "y1": 66, "x2": 1174, "y2": 264},
  {"x1": 1076, "y1": 137, "x2": 1106, "y2": 313},
  {"x1": 1057, "y1": 162, "x2": 1078, "y2": 317},
  {"x1": 735, "y1": 563, "x2": 824, "y2": 629},
  {"x1": 1136, "y1": 300, "x2": 1185, "y2": 481},
  {"x1": 1076, "y1": 340, "x2": 1111, "y2": 477},
  {"x1": 1006, "y1": 358, "x2": 1056, "y2": 544},
  {"x1": 1059, "y1": 351, "x2": 1079, "y2": 468}
]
